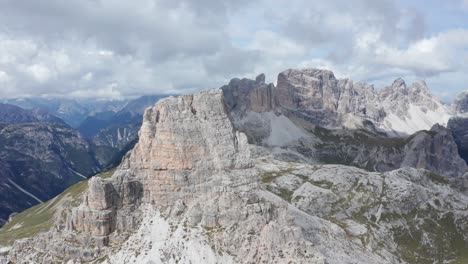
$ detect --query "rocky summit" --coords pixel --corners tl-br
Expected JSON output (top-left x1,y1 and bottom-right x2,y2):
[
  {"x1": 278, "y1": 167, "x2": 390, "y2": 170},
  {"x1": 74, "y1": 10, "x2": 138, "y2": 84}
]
[
  {"x1": 1, "y1": 69, "x2": 468, "y2": 264},
  {"x1": 273, "y1": 69, "x2": 452, "y2": 136}
]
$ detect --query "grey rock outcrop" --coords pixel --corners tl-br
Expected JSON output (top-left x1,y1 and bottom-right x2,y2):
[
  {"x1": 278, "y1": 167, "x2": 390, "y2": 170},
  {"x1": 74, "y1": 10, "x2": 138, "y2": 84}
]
[
  {"x1": 448, "y1": 117, "x2": 468, "y2": 163},
  {"x1": 219, "y1": 70, "x2": 466, "y2": 178},
  {"x1": 288, "y1": 123, "x2": 467, "y2": 178},
  {"x1": 454, "y1": 91, "x2": 468, "y2": 114},
  {"x1": 66, "y1": 89, "x2": 253, "y2": 245},
  {"x1": 0, "y1": 89, "x2": 303, "y2": 263},
  {"x1": 222, "y1": 75, "x2": 275, "y2": 115},
  {"x1": 275, "y1": 69, "x2": 450, "y2": 135},
  {"x1": 402, "y1": 124, "x2": 467, "y2": 178}
]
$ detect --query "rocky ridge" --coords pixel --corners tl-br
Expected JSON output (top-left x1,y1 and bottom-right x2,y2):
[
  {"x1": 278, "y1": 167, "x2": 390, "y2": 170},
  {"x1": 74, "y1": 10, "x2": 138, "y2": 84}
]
[
  {"x1": 222, "y1": 69, "x2": 456, "y2": 143},
  {"x1": 1, "y1": 70, "x2": 468, "y2": 263},
  {"x1": 0, "y1": 103, "x2": 66, "y2": 125},
  {"x1": 273, "y1": 69, "x2": 452, "y2": 136},
  {"x1": 222, "y1": 70, "x2": 467, "y2": 179},
  {"x1": 447, "y1": 92, "x2": 468, "y2": 164}
]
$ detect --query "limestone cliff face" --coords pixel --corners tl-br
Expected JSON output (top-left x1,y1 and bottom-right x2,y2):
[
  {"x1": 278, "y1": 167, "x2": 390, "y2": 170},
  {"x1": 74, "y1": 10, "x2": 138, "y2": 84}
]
[
  {"x1": 126, "y1": 90, "x2": 251, "y2": 204},
  {"x1": 276, "y1": 69, "x2": 385, "y2": 129},
  {"x1": 402, "y1": 124, "x2": 468, "y2": 178},
  {"x1": 222, "y1": 74, "x2": 276, "y2": 115},
  {"x1": 4, "y1": 90, "x2": 319, "y2": 263},
  {"x1": 276, "y1": 69, "x2": 341, "y2": 111},
  {"x1": 448, "y1": 117, "x2": 468, "y2": 163},
  {"x1": 67, "y1": 89, "x2": 252, "y2": 245},
  {"x1": 445, "y1": 90, "x2": 468, "y2": 168},
  {"x1": 221, "y1": 71, "x2": 467, "y2": 178},
  {"x1": 275, "y1": 69, "x2": 451, "y2": 135},
  {"x1": 131, "y1": 90, "x2": 251, "y2": 172}
]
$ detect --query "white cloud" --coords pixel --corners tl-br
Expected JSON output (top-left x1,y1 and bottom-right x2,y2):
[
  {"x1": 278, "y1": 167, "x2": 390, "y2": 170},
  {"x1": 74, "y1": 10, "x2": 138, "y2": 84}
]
[
  {"x1": 25, "y1": 64, "x2": 53, "y2": 83},
  {"x1": 0, "y1": 0, "x2": 465, "y2": 98},
  {"x1": 249, "y1": 31, "x2": 306, "y2": 59},
  {"x1": 0, "y1": 71, "x2": 11, "y2": 83},
  {"x1": 81, "y1": 72, "x2": 93, "y2": 81}
]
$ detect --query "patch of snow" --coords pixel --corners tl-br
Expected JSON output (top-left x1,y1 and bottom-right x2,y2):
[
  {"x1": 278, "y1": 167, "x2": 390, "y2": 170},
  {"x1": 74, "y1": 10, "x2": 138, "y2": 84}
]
[{"x1": 7, "y1": 179, "x2": 43, "y2": 203}]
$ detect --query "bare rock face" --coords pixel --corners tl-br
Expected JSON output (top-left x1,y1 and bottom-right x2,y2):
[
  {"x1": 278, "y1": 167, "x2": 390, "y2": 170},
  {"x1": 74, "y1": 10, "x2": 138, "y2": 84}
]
[
  {"x1": 222, "y1": 74, "x2": 275, "y2": 115},
  {"x1": 275, "y1": 69, "x2": 386, "y2": 129},
  {"x1": 221, "y1": 75, "x2": 280, "y2": 145},
  {"x1": 6, "y1": 89, "x2": 323, "y2": 263},
  {"x1": 87, "y1": 177, "x2": 115, "y2": 210},
  {"x1": 275, "y1": 68, "x2": 451, "y2": 136},
  {"x1": 220, "y1": 70, "x2": 466, "y2": 178},
  {"x1": 402, "y1": 124, "x2": 468, "y2": 178},
  {"x1": 128, "y1": 90, "x2": 252, "y2": 205},
  {"x1": 67, "y1": 89, "x2": 253, "y2": 245},
  {"x1": 454, "y1": 91, "x2": 468, "y2": 114},
  {"x1": 448, "y1": 117, "x2": 468, "y2": 163},
  {"x1": 132, "y1": 90, "x2": 251, "y2": 171},
  {"x1": 276, "y1": 69, "x2": 340, "y2": 111}
]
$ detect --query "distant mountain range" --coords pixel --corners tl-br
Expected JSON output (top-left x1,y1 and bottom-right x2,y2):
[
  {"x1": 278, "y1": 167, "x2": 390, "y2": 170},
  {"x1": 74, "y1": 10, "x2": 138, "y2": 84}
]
[
  {"x1": 0, "y1": 103, "x2": 66, "y2": 125},
  {"x1": 0, "y1": 95, "x2": 167, "y2": 225},
  {"x1": 3, "y1": 98, "x2": 126, "y2": 128}
]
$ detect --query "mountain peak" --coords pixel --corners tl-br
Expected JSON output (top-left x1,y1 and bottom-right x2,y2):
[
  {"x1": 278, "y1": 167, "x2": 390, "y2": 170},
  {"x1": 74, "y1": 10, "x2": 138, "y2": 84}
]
[
  {"x1": 282, "y1": 68, "x2": 337, "y2": 80},
  {"x1": 391, "y1": 77, "x2": 407, "y2": 90},
  {"x1": 130, "y1": 89, "x2": 251, "y2": 172},
  {"x1": 255, "y1": 73, "x2": 265, "y2": 84}
]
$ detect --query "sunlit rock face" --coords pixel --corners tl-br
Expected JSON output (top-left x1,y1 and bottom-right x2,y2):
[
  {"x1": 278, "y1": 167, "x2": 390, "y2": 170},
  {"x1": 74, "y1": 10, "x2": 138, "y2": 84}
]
[
  {"x1": 66, "y1": 89, "x2": 254, "y2": 244},
  {"x1": 131, "y1": 90, "x2": 251, "y2": 172}
]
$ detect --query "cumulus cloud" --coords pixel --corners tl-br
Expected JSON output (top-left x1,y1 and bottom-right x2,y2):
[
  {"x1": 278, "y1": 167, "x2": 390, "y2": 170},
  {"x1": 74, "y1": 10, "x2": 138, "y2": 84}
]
[{"x1": 0, "y1": 0, "x2": 466, "y2": 98}]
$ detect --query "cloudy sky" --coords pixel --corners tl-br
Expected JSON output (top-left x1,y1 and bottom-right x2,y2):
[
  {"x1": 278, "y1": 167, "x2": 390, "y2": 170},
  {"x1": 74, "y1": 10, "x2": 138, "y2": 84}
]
[{"x1": 0, "y1": 0, "x2": 467, "y2": 100}]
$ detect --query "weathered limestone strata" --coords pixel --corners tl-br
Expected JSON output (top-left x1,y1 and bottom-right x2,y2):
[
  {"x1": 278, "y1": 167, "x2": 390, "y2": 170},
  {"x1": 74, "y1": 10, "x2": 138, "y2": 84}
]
[
  {"x1": 132, "y1": 90, "x2": 251, "y2": 172},
  {"x1": 67, "y1": 89, "x2": 253, "y2": 245},
  {"x1": 448, "y1": 117, "x2": 468, "y2": 163},
  {"x1": 222, "y1": 74, "x2": 276, "y2": 115},
  {"x1": 402, "y1": 124, "x2": 468, "y2": 178},
  {"x1": 274, "y1": 68, "x2": 451, "y2": 135},
  {"x1": 221, "y1": 71, "x2": 467, "y2": 178}
]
